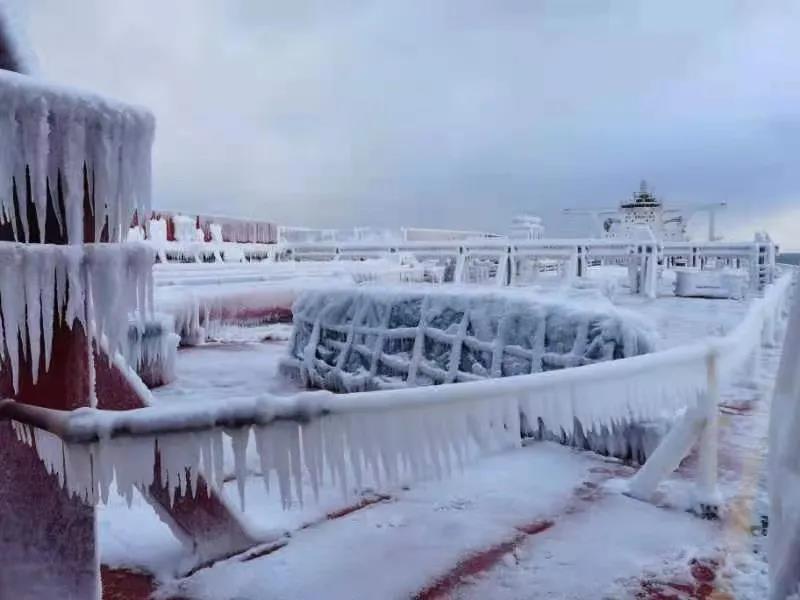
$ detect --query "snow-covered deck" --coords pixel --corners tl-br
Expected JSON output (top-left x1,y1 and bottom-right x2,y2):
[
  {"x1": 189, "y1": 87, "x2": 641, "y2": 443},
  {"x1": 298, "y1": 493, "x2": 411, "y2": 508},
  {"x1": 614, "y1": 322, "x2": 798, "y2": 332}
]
[
  {"x1": 101, "y1": 321, "x2": 780, "y2": 599},
  {"x1": 86, "y1": 264, "x2": 785, "y2": 598}
]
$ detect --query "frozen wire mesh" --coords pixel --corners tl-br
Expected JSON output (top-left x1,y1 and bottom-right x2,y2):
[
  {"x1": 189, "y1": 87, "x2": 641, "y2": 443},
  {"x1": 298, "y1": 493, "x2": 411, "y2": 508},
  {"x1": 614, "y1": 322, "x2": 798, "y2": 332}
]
[{"x1": 281, "y1": 288, "x2": 655, "y2": 394}]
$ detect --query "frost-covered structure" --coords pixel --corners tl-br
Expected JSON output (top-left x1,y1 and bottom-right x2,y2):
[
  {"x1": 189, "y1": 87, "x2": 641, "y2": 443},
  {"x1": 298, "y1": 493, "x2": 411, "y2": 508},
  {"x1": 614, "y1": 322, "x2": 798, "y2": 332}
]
[
  {"x1": 124, "y1": 314, "x2": 179, "y2": 387},
  {"x1": 769, "y1": 272, "x2": 800, "y2": 600},
  {"x1": 0, "y1": 69, "x2": 154, "y2": 244},
  {"x1": 282, "y1": 288, "x2": 655, "y2": 393},
  {"x1": 8, "y1": 388, "x2": 521, "y2": 513},
  {"x1": 0, "y1": 242, "x2": 154, "y2": 393},
  {"x1": 281, "y1": 288, "x2": 662, "y2": 462},
  {"x1": 0, "y1": 32, "x2": 159, "y2": 599}
]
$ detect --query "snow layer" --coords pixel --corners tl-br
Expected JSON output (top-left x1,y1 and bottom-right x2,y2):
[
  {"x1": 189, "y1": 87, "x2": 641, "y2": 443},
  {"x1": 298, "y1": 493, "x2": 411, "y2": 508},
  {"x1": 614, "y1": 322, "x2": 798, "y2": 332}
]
[
  {"x1": 157, "y1": 443, "x2": 592, "y2": 599},
  {"x1": 98, "y1": 288, "x2": 791, "y2": 598},
  {"x1": 0, "y1": 69, "x2": 154, "y2": 243},
  {"x1": 0, "y1": 241, "x2": 154, "y2": 392}
]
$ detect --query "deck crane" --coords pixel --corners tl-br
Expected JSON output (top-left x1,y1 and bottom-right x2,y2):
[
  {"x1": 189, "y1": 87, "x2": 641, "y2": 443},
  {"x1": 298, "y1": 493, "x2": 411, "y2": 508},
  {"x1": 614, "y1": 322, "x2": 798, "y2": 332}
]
[{"x1": 664, "y1": 201, "x2": 727, "y2": 242}]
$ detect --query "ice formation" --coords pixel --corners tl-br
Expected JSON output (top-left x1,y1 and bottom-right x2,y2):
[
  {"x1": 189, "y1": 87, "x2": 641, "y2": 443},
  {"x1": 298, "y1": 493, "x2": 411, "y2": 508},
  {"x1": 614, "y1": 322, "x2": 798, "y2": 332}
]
[
  {"x1": 161, "y1": 285, "x2": 296, "y2": 345},
  {"x1": 282, "y1": 288, "x2": 656, "y2": 393},
  {"x1": 124, "y1": 314, "x2": 179, "y2": 387},
  {"x1": 0, "y1": 242, "x2": 155, "y2": 392},
  {"x1": 0, "y1": 69, "x2": 154, "y2": 243},
  {"x1": 769, "y1": 272, "x2": 800, "y2": 600},
  {"x1": 173, "y1": 215, "x2": 200, "y2": 243},
  {"x1": 4, "y1": 273, "x2": 790, "y2": 511},
  {"x1": 9, "y1": 389, "x2": 521, "y2": 510}
]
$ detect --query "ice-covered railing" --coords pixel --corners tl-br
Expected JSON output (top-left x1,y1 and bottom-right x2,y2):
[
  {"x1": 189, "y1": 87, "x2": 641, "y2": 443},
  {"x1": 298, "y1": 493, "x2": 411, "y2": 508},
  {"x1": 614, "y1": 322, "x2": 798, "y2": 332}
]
[
  {"x1": 0, "y1": 69, "x2": 154, "y2": 243},
  {"x1": 152, "y1": 260, "x2": 418, "y2": 344},
  {"x1": 281, "y1": 236, "x2": 780, "y2": 295},
  {"x1": 0, "y1": 242, "x2": 154, "y2": 392},
  {"x1": 768, "y1": 269, "x2": 800, "y2": 600},
  {"x1": 0, "y1": 273, "x2": 790, "y2": 511},
  {"x1": 280, "y1": 238, "x2": 664, "y2": 296},
  {"x1": 1, "y1": 390, "x2": 520, "y2": 509},
  {"x1": 627, "y1": 270, "x2": 793, "y2": 515}
]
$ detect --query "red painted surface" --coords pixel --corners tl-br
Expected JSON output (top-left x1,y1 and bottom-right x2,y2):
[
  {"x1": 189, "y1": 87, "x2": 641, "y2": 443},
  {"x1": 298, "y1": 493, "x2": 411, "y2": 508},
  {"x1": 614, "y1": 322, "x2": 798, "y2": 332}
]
[
  {"x1": 637, "y1": 558, "x2": 720, "y2": 599},
  {"x1": 206, "y1": 305, "x2": 293, "y2": 327},
  {"x1": 414, "y1": 520, "x2": 555, "y2": 600},
  {"x1": 0, "y1": 422, "x2": 99, "y2": 598},
  {"x1": 147, "y1": 211, "x2": 278, "y2": 244},
  {"x1": 146, "y1": 459, "x2": 256, "y2": 562},
  {"x1": 412, "y1": 465, "x2": 634, "y2": 600},
  {"x1": 0, "y1": 253, "x2": 256, "y2": 598},
  {"x1": 101, "y1": 566, "x2": 156, "y2": 600},
  {"x1": 0, "y1": 321, "x2": 92, "y2": 409},
  {"x1": 321, "y1": 493, "x2": 392, "y2": 521}
]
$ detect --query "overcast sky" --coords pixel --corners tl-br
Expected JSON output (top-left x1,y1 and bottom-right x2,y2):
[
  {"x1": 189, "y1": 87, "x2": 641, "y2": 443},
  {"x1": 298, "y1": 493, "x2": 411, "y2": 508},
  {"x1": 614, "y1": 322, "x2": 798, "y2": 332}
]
[{"x1": 16, "y1": 1, "x2": 800, "y2": 245}]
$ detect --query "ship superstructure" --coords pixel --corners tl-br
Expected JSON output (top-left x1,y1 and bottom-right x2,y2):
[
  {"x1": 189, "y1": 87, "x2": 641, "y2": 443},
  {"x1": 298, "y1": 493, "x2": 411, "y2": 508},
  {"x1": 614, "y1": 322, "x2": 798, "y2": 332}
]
[{"x1": 602, "y1": 181, "x2": 687, "y2": 241}]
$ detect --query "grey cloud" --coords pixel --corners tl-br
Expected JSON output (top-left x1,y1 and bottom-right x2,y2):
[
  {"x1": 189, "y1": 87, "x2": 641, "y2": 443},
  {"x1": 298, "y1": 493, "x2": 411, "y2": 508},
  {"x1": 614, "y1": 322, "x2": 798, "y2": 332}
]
[{"x1": 21, "y1": 0, "x2": 800, "y2": 245}]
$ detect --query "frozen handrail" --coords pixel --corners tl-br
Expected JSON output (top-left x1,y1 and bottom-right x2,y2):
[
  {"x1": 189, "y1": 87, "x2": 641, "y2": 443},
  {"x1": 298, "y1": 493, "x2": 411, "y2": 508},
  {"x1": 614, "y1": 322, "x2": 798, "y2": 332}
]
[
  {"x1": 1, "y1": 273, "x2": 790, "y2": 510},
  {"x1": 2, "y1": 273, "x2": 791, "y2": 445}
]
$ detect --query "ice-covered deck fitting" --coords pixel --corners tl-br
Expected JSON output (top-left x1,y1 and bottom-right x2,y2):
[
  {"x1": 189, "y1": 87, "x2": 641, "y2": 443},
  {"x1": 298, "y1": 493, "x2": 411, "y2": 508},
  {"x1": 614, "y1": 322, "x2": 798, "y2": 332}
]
[
  {"x1": 0, "y1": 69, "x2": 154, "y2": 244},
  {"x1": 282, "y1": 288, "x2": 655, "y2": 393}
]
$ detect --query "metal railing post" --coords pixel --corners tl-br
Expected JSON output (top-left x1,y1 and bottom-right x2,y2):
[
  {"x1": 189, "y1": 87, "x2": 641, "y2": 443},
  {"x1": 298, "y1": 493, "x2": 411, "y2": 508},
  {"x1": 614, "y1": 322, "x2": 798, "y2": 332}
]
[{"x1": 694, "y1": 349, "x2": 721, "y2": 518}]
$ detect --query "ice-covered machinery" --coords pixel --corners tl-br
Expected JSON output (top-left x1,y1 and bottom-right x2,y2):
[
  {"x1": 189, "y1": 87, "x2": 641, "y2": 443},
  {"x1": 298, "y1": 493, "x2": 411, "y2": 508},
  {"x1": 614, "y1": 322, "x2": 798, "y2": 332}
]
[
  {"x1": 281, "y1": 288, "x2": 655, "y2": 393},
  {"x1": 674, "y1": 268, "x2": 748, "y2": 299}
]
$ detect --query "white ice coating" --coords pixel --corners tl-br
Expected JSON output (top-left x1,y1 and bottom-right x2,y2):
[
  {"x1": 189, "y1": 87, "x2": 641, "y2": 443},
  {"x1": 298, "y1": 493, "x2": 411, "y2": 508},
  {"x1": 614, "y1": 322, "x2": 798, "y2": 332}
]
[
  {"x1": 124, "y1": 313, "x2": 179, "y2": 386},
  {"x1": 10, "y1": 390, "x2": 521, "y2": 511},
  {"x1": 283, "y1": 287, "x2": 657, "y2": 393},
  {"x1": 0, "y1": 242, "x2": 155, "y2": 392},
  {"x1": 7, "y1": 273, "x2": 791, "y2": 515},
  {"x1": 0, "y1": 69, "x2": 154, "y2": 243},
  {"x1": 173, "y1": 215, "x2": 199, "y2": 243},
  {"x1": 769, "y1": 270, "x2": 800, "y2": 600}
]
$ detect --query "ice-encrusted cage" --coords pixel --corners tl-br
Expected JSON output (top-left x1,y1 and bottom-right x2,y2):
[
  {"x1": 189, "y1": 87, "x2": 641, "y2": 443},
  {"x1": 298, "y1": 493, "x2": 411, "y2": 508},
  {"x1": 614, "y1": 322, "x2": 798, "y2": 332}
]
[{"x1": 282, "y1": 288, "x2": 656, "y2": 393}]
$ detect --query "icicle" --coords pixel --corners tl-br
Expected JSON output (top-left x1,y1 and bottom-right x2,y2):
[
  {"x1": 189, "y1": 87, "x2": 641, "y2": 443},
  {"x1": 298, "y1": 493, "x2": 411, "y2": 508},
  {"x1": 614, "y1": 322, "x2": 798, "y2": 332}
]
[
  {"x1": 0, "y1": 244, "x2": 24, "y2": 391},
  {"x1": 228, "y1": 427, "x2": 250, "y2": 511},
  {"x1": 39, "y1": 248, "x2": 56, "y2": 371},
  {"x1": 22, "y1": 248, "x2": 42, "y2": 383}
]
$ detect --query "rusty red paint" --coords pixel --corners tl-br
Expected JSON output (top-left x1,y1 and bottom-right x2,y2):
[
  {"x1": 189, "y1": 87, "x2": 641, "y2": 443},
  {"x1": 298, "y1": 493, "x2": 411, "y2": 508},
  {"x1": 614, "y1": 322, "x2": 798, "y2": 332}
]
[
  {"x1": 101, "y1": 566, "x2": 156, "y2": 600},
  {"x1": 414, "y1": 520, "x2": 554, "y2": 600},
  {"x1": 637, "y1": 558, "x2": 719, "y2": 600},
  {"x1": 322, "y1": 494, "x2": 392, "y2": 521}
]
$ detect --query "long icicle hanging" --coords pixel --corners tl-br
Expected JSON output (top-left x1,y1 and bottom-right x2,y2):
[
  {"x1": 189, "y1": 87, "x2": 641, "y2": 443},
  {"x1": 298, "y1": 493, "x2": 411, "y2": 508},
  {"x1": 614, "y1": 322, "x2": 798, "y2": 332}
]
[{"x1": 0, "y1": 69, "x2": 155, "y2": 244}]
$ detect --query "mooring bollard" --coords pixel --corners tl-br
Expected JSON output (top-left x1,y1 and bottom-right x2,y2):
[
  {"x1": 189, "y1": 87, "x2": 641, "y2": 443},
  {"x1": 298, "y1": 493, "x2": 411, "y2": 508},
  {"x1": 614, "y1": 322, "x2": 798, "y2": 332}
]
[{"x1": 0, "y1": 70, "x2": 255, "y2": 598}]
